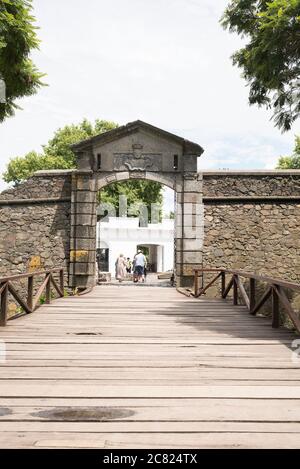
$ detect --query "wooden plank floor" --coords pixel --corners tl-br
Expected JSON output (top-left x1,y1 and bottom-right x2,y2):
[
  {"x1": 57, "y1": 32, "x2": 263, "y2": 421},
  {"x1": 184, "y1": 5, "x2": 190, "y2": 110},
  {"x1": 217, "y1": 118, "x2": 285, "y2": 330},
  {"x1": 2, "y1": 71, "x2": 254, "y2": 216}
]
[{"x1": 0, "y1": 284, "x2": 299, "y2": 448}]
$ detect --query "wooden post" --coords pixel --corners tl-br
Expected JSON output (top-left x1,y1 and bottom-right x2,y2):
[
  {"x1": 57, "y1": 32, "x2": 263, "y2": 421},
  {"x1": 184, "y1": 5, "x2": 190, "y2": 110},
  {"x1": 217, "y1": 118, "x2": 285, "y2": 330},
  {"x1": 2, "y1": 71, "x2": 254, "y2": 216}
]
[
  {"x1": 221, "y1": 271, "x2": 226, "y2": 297},
  {"x1": 0, "y1": 283, "x2": 8, "y2": 327},
  {"x1": 233, "y1": 275, "x2": 238, "y2": 306},
  {"x1": 45, "y1": 274, "x2": 51, "y2": 304},
  {"x1": 27, "y1": 276, "x2": 33, "y2": 312},
  {"x1": 272, "y1": 286, "x2": 280, "y2": 328},
  {"x1": 194, "y1": 270, "x2": 199, "y2": 297},
  {"x1": 250, "y1": 278, "x2": 256, "y2": 314},
  {"x1": 60, "y1": 269, "x2": 64, "y2": 297}
]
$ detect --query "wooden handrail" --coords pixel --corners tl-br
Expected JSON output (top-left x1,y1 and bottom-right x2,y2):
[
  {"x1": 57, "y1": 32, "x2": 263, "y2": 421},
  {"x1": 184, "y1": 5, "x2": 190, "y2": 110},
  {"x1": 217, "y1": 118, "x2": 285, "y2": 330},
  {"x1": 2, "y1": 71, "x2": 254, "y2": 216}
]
[
  {"x1": 0, "y1": 268, "x2": 64, "y2": 327},
  {"x1": 194, "y1": 268, "x2": 300, "y2": 333}
]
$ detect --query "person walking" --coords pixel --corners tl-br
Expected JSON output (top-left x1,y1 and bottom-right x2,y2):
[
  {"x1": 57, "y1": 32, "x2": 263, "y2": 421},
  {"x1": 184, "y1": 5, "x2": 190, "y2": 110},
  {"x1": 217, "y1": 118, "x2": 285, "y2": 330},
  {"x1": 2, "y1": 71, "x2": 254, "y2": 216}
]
[
  {"x1": 126, "y1": 258, "x2": 132, "y2": 274},
  {"x1": 115, "y1": 254, "x2": 127, "y2": 282},
  {"x1": 134, "y1": 250, "x2": 147, "y2": 283}
]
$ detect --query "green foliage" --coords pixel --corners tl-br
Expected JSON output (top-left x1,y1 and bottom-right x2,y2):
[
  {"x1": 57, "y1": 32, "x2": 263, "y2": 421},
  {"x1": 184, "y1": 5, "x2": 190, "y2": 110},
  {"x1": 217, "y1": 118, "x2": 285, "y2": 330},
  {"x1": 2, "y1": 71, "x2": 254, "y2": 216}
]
[
  {"x1": 277, "y1": 136, "x2": 300, "y2": 168},
  {"x1": 3, "y1": 118, "x2": 117, "y2": 183},
  {"x1": 99, "y1": 179, "x2": 163, "y2": 221},
  {"x1": 221, "y1": 0, "x2": 300, "y2": 131},
  {"x1": 43, "y1": 118, "x2": 117, "y2": 168},
  {"x1": 3, "y1": 151, "x2": 71, "y2": 185},
  {"x1": 0, "y1": 0, "x2": 45, "y2": 121}
]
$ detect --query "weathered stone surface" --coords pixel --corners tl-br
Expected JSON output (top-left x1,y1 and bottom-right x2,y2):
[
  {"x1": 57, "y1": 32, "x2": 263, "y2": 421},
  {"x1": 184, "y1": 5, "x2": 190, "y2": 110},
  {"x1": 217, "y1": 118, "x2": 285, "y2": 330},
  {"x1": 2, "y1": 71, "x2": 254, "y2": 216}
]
[
  {"x1": 176, "y1": 251, "x2": 203, "y2": 264},
  {"x1": 70, "y1": 202, "x2": 96, "y2": 215},
  {"x1": 70, "y1": 225, "x2": 97, "y2": 239},
  {"x1": 0, "y1": 173, "x2": 72, "y2": 200},
  {"x1": 69, "y1": 262, "x2": 95, "y2": 275},
  {"x1": 70, "y1": 250, "x2": 95, "y2": 263},
  {"x1": 70, "y1": 238, "x2": 96, "y2": 251},
  {"x1": 70, "y1": 214, "x2": 97, "y2": 226},
  {"x1": 177, "y1": 192, "x2": 202, "y2": 204},
  {"x1": 203, "y1": 173, "x2": 300, "y2": 197},
  {"x1": 202, "y1": 202, "x2": 300, "y2": 301}
]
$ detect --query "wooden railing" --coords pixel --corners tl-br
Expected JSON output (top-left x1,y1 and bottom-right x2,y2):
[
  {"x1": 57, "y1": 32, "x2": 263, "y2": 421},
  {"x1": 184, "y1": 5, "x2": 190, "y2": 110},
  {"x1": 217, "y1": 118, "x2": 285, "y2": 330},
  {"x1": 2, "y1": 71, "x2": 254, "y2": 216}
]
[
  {"x1": 0, "y1": 268, "x2": 64, "y2": 327},
  {"x1": 194, "y1": 268, "x2": 300, "y2": 333}
]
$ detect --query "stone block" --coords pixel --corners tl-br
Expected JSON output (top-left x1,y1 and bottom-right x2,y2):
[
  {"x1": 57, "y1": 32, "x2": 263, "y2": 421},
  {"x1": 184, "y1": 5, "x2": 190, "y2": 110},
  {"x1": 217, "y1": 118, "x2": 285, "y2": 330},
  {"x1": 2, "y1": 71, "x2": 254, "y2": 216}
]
[
  {"x1": 176, "y1": 238, "x2": 202, "y2": 251},
  {"x1": 176, "y1": 192, "x2": 202, "y2": 204},
  {"x1": 176, "y1": 213, "x2": 205, "y2": 229},
  {"x1": 74, "y1": 191, "x2": 97, "y2": 204},
  {"x1": 176, "y1": 251, "x2": 203, "y2": 264},
  {"x1": 71, "y1": 213, "x2": 97, "y2": 226},
  {"x1": 69, "y1": 274, "x2": 97, "y2": 289},
  {"x1": 116, "y1": 171, "x2": 130, "y2": 182},
  {"x1": 69, "y1": 262, "x2": 96, "y2": 276},
  {"x1": 71, "y1": 202, "x2": 96, "y2": 215},
  {"x1": 76, "y1": 176, "x2": 97, "y2": 191},
  {"x1": 182, "y1": 177, "x2": 203, "y2": 193},
  {"x1": 70, "y1": 238, "x2": 96, "y2": 251},
  {"x1": 71, "y1": 225, "x2": 96, "y2": 239},
  {"x1": 176, "y1": 202, "x2": 204, "y2": 216},
  {"x1": 183, "y1": 155, "x2": 197, "y2": 172},
  {"x1": 69, "y1": 249, "x2": 96, "y2": 263},
  {"x1": 182, "y1": 225, "x2": 205, "y2": 240}
]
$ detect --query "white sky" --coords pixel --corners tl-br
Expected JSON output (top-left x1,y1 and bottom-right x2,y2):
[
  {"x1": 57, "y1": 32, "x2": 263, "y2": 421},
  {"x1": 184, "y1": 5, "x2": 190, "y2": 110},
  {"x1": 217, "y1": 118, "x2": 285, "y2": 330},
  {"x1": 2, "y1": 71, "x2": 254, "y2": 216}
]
[{"x1": 0, "y1": 0, "x2": 299, "y2": 206}]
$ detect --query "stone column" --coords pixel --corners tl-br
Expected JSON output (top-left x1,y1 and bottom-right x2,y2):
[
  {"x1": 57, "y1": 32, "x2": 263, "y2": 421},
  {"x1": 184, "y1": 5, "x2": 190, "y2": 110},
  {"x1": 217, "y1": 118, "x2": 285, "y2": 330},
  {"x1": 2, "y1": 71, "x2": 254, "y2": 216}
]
[
  {"x1": 175, "y1": 172, "x2": 204, "y2": 287},
  {"x1": 69, "y1": 171, "x2": 97, "y2": 289}
]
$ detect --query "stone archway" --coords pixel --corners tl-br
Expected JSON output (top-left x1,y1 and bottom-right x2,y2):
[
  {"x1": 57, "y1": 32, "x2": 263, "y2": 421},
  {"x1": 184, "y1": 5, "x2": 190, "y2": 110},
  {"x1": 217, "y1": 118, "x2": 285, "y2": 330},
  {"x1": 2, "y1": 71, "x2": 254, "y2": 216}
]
[{"x1": 69, "y1": 120, "x2": 204, "y2": 289}]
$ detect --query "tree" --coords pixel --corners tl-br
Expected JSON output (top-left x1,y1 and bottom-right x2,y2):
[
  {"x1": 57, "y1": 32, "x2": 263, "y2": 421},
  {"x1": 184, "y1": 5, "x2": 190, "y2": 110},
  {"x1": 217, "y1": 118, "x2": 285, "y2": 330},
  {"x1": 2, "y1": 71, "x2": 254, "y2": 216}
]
[
  {"x1": 277, "y1": 135, "x2": 300, "y2": 168},
  {"x1": 221, "y1": 0, "x2": 300, "y2": 132},
  {"x1": 3, "y1": 119, "x2": 117, "y2": 183},
  {"x1": 0, "y1": 0, "x2": 44, "y2": 122},
  {"x1": 3, "y1": 118, "x2": 163, "y2": 213},
  {"x1": 99, "y1": 179, "x2": 163, "y2": 223}
]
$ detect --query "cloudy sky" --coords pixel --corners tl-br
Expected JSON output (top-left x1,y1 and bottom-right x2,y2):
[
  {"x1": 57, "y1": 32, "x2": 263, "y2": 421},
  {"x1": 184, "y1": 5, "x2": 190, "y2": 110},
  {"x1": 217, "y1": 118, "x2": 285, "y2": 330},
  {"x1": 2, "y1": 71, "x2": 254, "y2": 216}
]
[{"x1": 0, "y1": 0, "x2": 298, "y2": 196}]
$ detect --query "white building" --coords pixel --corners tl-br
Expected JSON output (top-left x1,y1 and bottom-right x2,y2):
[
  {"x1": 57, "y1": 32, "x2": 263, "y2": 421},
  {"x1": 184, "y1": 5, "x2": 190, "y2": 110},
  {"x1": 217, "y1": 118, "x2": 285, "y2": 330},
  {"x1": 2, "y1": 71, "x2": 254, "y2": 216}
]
[{"x1": 97, "y1": 217, "x2": 174, "y2": 275}]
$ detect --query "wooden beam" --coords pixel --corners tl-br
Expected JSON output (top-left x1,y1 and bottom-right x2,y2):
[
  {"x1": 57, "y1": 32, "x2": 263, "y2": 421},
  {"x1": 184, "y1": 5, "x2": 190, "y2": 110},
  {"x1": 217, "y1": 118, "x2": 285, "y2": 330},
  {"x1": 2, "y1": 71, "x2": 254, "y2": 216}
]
[
  {"x1": 198, "y1": 272, "x2": 222, "y2": 297},
  {"x1": 249, "y1": 278, "x2": 256, "y2": 314},
  {"x1": 251, "y1": 287, "x2": 272, "y2": 316},
  {"x1": 27, "y1": 276, "x2": 34, "y2": 312},
  {"x1": 235, "y1": 276, "x2": 250, "y2": 310},
  {"x1": 222, "y1": 276, "x2": 234, "y2": 299},
  {"x1": 0, "y1": 283, "x2": 8, "y2": 327},
  {"x1": 272, "y1": 287, "x2": 280, "y2": 329},
  {"x1": 7, "y1": 282, "x2": 32, "y2": 315},
  {"x1": 274, "y1": 285, "x2": 300, "y2": 333},
  {"x1": 50, "y1": 274, "x2": 64, "y2": 298},
  {"x1": 233, "y1": 276, "x2": 238, "y2": 306},
  {"x1": 45, "y1": 274, "x2": 51, "y2": 305},
  {"x1": 32, "y1": 275, "x2": 51, "y2": 311}
]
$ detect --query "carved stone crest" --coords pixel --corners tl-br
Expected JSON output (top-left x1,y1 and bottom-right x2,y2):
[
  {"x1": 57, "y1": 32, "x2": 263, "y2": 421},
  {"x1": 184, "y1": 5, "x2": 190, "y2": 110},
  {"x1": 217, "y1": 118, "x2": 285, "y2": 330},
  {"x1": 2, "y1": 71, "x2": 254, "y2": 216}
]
[{"x1": 114, "y1": 143, "x2": 162, "y2": 172}]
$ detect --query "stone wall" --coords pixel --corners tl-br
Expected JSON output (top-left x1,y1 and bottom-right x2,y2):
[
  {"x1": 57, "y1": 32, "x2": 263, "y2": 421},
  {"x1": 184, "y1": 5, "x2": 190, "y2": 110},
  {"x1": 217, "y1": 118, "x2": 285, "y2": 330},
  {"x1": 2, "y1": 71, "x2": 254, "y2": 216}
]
[
  {"x1": 202, "y1": 171, "x2": 300, "y2": 197},
  {"x1": 202, "y1": 202, "x2": 300, "y2": 280},
  {"x1": 0, "y1": 171, "x2": 72, "y2": 200},
  {"x1": 0, "y1": 172, "x2": 72, "y2": 313},
  {"x1": 201, "y1": 171, "x2": 300, "y2": 321}
]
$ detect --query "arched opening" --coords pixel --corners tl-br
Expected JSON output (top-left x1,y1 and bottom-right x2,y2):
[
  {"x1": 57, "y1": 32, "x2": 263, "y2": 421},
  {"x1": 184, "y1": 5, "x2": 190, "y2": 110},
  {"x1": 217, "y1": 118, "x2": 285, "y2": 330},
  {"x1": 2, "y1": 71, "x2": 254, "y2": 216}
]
[{"x1": 96, "y1": 177, "x2": 175, "y2": 286}]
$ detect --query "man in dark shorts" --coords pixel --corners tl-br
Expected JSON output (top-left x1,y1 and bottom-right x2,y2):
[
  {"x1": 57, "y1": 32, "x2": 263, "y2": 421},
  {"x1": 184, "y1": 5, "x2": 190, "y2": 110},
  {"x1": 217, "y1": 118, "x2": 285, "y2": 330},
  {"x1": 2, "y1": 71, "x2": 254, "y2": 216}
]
[{"x1": 134, "y1": 250, "x2": 147, "y2": 283}]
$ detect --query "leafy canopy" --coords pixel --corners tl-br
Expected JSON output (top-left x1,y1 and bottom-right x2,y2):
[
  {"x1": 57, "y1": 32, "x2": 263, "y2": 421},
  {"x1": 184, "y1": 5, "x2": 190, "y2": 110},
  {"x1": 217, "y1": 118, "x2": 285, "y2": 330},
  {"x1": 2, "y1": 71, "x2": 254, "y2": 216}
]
[
  {"x1": 277, "y1": 135, "x2": 300, "y2": 168},
  {"x1": 221, "y1": 0, "x2": 300, "y2": 132},
  {"x1": 0, "y1": 0, "x2": 44, "y2": 121},
  {"x1": 3, "y1": 118, "x2": 163, "y2": 212}
]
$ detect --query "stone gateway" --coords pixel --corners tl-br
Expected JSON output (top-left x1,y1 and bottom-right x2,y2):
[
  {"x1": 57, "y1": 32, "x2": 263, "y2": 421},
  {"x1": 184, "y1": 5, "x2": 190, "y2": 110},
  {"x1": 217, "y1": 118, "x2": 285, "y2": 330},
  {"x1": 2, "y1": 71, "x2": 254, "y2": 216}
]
[{"x1": 0, "y1": 120, "x2": 300, "y2": 292}]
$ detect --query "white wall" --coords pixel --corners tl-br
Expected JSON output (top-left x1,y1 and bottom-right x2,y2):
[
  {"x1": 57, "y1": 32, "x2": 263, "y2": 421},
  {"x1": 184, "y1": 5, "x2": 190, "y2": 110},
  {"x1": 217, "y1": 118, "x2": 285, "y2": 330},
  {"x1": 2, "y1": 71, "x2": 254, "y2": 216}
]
[{"x1": 97, "y1": 217, "x2": 174, "y2": 275}]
